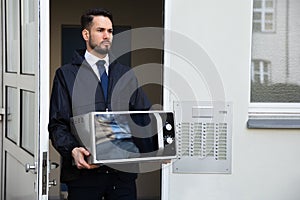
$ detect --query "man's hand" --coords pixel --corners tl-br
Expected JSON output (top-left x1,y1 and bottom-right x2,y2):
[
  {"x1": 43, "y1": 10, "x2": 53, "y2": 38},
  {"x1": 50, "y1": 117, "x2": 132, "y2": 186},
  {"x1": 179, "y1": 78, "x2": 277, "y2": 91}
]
[{"x1": 71, "y1": 147, "x2": 99, "y2": 169}]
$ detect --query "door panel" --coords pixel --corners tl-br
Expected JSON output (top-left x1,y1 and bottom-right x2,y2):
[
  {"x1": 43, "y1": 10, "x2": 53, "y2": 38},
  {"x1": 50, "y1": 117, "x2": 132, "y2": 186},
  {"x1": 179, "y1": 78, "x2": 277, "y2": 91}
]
[
  {"x1": 5, "y1": 86, "x2": 18, "y2": 143},
  {"x1": 1, "y1": 0, "x2": 50, "y2": 199},
  {"x1": 22, "y1": 0, "x2": 38, "y2": 75},
  {"x1": 5, "y1": 0, "x2": 20, "y2": 73},
  {"x1": 21, "y1": 90, "x2": 35, "y2": 154},
  {"x1": 5, "y1": 150, "x2": 35, "y2": 200}
]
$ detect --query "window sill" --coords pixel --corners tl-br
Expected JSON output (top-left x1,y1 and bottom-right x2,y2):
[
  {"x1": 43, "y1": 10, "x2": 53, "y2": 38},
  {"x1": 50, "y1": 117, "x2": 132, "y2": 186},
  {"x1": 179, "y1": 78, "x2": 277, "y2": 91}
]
[
  {"x1": 248, "y1": 103, "x2": 300, "y2": 129},
  {"x1": 247, "y1": 118, "x2": 300, "y2": 129}
]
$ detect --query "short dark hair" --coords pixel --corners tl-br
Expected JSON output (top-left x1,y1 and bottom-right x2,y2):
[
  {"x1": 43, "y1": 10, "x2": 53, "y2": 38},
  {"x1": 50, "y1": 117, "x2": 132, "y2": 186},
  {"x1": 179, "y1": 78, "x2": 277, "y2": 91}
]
[{"x1": 80, "y1": 8, "x2": 113, "y2": 31}]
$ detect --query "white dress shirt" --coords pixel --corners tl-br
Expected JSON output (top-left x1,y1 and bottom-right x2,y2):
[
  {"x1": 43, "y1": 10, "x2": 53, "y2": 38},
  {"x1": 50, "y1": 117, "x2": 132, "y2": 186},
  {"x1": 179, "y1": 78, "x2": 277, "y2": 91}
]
[{"x1": 84, "y1": 51, "x2": 109, "y2": 80}]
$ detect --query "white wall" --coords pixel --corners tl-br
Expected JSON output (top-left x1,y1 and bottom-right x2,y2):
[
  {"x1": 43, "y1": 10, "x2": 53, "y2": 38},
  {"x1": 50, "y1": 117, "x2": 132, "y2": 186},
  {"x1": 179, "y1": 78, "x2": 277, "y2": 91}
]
[{"x1": 164, "y1": 0, "x2": 300, "y2": 200}]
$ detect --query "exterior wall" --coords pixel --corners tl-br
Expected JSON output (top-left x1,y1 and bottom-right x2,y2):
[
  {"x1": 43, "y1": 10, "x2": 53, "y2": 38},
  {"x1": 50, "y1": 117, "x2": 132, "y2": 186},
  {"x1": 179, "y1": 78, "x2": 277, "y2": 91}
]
[{"x1": 165, "y1": 0, "x2": 300, "y2": 200}]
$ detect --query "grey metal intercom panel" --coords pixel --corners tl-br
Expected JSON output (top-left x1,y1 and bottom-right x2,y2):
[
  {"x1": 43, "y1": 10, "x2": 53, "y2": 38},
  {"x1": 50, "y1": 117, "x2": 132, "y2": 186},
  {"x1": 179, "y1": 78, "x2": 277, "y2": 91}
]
[{"x1": 173, "y1": 101, "x2": 232, "y2": 174}]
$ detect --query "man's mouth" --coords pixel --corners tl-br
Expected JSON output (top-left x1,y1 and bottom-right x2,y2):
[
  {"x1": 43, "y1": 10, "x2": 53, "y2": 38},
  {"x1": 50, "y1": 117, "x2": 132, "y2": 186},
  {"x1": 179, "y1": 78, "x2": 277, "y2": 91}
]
[{"x1": 101, "y1": 41, "x2": 111, "y2": 46}]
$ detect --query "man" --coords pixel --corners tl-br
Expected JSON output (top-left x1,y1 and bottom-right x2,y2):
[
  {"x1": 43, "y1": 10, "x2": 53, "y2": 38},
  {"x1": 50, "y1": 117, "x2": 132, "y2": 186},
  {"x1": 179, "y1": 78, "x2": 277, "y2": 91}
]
[{"x1": 48, "y1": 8, "x2": 151, "y2": 200}]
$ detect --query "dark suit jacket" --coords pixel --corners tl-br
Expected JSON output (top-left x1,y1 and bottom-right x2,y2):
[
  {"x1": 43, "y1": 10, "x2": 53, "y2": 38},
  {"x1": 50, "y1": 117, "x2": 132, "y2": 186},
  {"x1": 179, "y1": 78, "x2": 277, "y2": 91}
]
[{"x1": 48, "y1": 49, "x2": 151, "y2": 182}]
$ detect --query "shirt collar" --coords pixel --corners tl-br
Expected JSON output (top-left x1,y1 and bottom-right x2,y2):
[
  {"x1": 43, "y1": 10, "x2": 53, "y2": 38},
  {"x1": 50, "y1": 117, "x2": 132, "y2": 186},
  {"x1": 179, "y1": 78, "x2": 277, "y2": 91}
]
[{"x1": 84, "y1": 50, "x2": 109, "y2": 67}]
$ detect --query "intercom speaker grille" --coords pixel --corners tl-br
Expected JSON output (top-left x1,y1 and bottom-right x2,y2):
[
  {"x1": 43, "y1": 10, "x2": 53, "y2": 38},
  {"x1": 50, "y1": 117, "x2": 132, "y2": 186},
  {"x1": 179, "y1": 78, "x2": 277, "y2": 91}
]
[
  {"x1": 177, "y1": 122, "x2": 228, "y2": 160},
  {"x1": 177, "y1": 122, "x2": 191, "y2": 157}
]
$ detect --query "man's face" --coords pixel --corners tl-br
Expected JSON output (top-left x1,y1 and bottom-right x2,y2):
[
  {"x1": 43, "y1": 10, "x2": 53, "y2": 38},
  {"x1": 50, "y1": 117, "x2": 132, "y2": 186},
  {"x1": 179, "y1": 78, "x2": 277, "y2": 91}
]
[{"x1": 83, "y1": 16, "x2": 113, "y2": 57}]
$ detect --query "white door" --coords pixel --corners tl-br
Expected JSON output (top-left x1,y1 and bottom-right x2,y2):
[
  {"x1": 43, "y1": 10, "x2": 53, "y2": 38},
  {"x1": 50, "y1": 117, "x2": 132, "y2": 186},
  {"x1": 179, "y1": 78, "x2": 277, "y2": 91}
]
[{"x1": 1, "y1": 0, "x2": 50, "y2": 199}]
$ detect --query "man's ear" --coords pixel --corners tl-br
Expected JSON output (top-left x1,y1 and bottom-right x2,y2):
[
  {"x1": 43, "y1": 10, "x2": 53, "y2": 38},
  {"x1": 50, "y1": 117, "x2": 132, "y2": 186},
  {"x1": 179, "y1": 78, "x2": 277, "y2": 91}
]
[{"x1": 82, "y1": 29, "x2": 89, "y2": 41}]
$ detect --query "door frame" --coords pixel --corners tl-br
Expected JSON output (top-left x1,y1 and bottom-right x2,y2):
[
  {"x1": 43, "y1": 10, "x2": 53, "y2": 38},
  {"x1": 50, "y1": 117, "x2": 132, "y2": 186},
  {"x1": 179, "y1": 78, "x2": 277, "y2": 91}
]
[
  {"x1": 162, "y1": 0, "x2": 171, "y2": 199},
  {"x1": 38, "y1": 0, "x2": 50, "y2": 199},
  {"x1": 0, "y1": 0, "x2": 3, "y2": 197}
]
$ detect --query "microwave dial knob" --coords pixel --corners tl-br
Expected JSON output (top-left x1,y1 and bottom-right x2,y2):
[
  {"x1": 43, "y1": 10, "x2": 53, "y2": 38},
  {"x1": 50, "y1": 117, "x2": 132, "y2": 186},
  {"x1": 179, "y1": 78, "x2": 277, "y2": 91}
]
[
  {"x1": 165, "y1": 123, "x2": 172, "y2": 131},
  {"x1": 164, "y1": 135, "x2": 174, "y2": 144}
]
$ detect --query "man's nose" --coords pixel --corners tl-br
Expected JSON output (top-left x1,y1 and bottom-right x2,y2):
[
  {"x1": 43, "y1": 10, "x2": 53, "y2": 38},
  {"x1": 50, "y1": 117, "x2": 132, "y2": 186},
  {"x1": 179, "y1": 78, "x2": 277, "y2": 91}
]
[{"x1": 103, "y1": 31, "x2": 110, "y2": 39}]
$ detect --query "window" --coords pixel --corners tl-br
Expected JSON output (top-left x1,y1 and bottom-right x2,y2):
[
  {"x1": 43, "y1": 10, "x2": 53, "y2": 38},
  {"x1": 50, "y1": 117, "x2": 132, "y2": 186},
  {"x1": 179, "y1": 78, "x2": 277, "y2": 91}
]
[
  {"x1": 249, "y1": 0, "x2": 300, "y2": 128},
  {"x1": 251, "y1": 59, "x2": 271, "y2": 84},
  {"x1": 253, "y1": 0, "x2": 275, "y2": 32}
]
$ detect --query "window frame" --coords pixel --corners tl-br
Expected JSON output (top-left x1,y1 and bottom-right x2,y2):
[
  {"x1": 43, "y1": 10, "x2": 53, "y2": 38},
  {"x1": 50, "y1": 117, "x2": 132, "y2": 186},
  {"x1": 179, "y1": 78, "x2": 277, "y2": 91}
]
[{"x1": 249, "y1": 0, "x2": 300, "y2": 129}]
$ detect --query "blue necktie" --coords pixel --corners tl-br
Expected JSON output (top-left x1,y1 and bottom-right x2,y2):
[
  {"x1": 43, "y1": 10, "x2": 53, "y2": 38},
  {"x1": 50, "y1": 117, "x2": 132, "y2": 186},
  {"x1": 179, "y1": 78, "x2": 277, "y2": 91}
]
[{"x1": 96, "y1": 60, "x2": 108, "y2": 101}]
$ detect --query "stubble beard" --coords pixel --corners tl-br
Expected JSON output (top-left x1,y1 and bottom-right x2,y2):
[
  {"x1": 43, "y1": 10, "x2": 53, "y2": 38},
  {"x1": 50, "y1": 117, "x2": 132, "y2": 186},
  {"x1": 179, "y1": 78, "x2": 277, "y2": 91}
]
[{"x1": 89, "y1": 40, "x2": 112, "y2": 55}]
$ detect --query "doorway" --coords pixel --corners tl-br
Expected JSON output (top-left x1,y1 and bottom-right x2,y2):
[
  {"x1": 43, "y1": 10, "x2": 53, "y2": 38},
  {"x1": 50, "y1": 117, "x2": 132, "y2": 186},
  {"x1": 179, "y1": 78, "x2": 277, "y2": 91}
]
[{"x1": 50, "y1": 0, "x2": 164, "y2": 199}]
